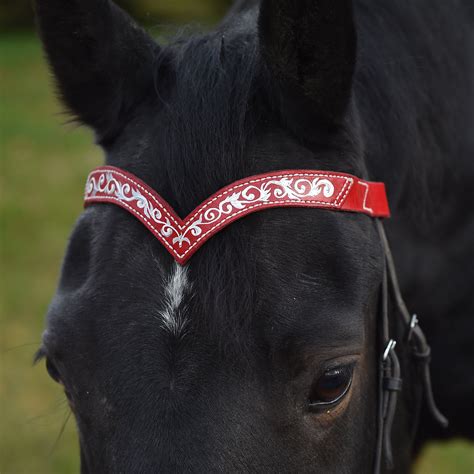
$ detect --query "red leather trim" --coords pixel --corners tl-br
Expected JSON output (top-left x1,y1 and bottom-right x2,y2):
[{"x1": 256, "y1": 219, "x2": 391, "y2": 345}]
[{"x1": 84, "y1": 166, "x2": 390, "y2": 264}]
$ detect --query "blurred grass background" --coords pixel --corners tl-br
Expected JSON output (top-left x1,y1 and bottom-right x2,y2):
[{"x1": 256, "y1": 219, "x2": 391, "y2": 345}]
[{"x1": 0, "y1": 3, "x2": 473, "y2": 473}]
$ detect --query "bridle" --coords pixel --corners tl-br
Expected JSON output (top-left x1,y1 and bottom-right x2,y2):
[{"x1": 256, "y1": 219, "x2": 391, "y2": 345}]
[
  {"x1": 374, "y1": 221, "x2": 448, "y2": 473},
  {"x1": 83, "y1": 166, "x2": 447, "y2": 472}
]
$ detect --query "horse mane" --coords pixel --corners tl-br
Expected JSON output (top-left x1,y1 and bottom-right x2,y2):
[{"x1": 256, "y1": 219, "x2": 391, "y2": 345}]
[
  {"x1": 354, "y1": 0, "x2": 471, "y2": 227},
  {"x1": 152, "y1": 25, "x2": 262, "y2": 215},
  {"x1": 150, "y1": 24, "x2": 265, "y2": 355}
]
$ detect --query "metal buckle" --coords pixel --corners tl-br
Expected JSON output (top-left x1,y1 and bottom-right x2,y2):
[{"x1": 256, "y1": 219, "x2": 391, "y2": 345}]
[
  {"x1": 407, "y1": 314, "x2": 419, "y2": 342},
  {"x1": 383, "y1": 339, "x2": 397, "y2": 361}
]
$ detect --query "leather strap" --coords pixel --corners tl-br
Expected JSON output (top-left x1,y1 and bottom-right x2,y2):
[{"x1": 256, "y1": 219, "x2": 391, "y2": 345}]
[
  {"x1": 84, "y1": 166, "x2": 390, "y2": 264},
  {"x1": 377, "y1": 221, "x2": 448, "y2": 430},
  {"x1": 373, "y1": 221, "x2": 448, "y2": 474}
]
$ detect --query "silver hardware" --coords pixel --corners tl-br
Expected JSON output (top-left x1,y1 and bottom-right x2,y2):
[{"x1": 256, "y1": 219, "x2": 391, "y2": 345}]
[
  {"x1": 407, "y1": 314, "x2": 419, "y2": 342},
  {"x1": 383, "y1": 339, "x2": 397, "y2": 361}
]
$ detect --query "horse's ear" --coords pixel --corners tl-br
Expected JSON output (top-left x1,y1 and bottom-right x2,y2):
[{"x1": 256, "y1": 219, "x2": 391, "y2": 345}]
[
  {"x1": 258, "y1": 0, "x2": 356, "y2": 124},
  {"x1": 35, "y1": 0, "x2": 158, "y2": 141}
]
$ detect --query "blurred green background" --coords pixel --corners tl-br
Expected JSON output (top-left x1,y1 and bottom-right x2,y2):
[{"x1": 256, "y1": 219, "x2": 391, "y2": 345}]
[{"x1": 1, "y1": 2, "x2": 473, "y2": 473}]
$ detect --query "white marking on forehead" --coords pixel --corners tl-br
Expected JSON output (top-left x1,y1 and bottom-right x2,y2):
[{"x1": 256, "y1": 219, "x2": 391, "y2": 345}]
[{"x1": 159, "y1": 262, "x2": 191, "y2": 335}]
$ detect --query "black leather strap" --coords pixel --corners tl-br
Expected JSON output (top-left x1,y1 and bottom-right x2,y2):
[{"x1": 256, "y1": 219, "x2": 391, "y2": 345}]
[{"x1": 373, "y1": 221, "x2": 448, "y2": 474}]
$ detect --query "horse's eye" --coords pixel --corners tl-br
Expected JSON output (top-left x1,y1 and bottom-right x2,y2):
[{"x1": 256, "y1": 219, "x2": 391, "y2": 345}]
[
  {"x1": 308, "y1": 365, "x2": 353, "y2": 411},
  {"x1": 45, "y1": 358, "x2": 62, "y2": 384}
]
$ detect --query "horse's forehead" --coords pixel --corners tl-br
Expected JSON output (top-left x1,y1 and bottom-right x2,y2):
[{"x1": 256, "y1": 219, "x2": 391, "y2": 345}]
[
  {"x1": 46, "y1": 185, "x2": 379, "y2": 368},
  {"x1": 254, "y1": 211, "x2": 379, "y2": 336}
]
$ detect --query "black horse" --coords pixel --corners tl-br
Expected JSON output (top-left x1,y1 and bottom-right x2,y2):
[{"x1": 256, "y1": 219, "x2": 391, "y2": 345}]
[{"x1": 35, "y1": 0, "x2": 474, "y2": 472}]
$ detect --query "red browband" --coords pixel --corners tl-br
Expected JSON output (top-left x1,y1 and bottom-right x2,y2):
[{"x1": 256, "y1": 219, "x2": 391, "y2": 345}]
[{"x1": 84, "y1": 166, "x2": 390, "y2": 264}]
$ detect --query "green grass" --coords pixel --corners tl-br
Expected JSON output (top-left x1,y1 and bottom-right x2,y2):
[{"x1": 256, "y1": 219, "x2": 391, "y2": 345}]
[
  {"x1": 1, "y1": 33, "x2": 473, "y2": 474},
  {"x1": 1, "y1": 33, "x2": 99, "y2": 474}
]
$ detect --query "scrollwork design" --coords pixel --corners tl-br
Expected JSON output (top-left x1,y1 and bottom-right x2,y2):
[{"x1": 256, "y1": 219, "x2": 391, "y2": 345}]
[
  {"x1": 86, "y1": 173, "x2": 338, "y2": 252},
  {"x1": 181, "y1": 176, "x2": 335, "y2": 241},
  {"x1": 86, "y1": 172, "x2": 181, "y2": 242}
]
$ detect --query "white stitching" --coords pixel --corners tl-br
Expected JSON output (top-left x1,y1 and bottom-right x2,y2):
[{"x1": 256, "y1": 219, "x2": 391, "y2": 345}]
[
  {"x1": 177, "y1": 177, "x2": 354, "y2": 258},
  {"x1": 334, "y1": 177, "x2": 353, "y2": 207},
  {"x1": 85, "y1": 195, "x2": 177, "y2": 254},
  {"x1": 184, "y1": 173, "x2": 352, "y2": 225},
  {"x1": 175, "y1": 198, "x2": 348, "y2": 258},
  {"x1": 91, "y1": 169, "x2": 353, "y2": 223},
  {"x1": 85, "y1": 169, "x2": 358, "y2": 260},
  {"x1": 86, "y1": 195, "x2": 351, "y2": 259},
  {"x1": 94, "y1": 169, "x2": 182, "y2": 228},
  {"x1": 358, "y1": 181, "x2": 373, "y2": 214}
]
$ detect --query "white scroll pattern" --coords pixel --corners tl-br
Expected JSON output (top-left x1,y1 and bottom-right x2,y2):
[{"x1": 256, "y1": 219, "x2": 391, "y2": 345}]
[{"x1": 86, "y1": 171, "x2": 336, "y2": 249}]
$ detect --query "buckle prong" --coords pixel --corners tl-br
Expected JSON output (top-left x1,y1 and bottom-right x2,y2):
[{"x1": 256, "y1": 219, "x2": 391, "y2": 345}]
[
  {"x1": 383, "y1": 339, "x2": 397, "y2": 361},
  {"x1": 407, "y1": 314, "x2": 419, "y2": 342}
]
